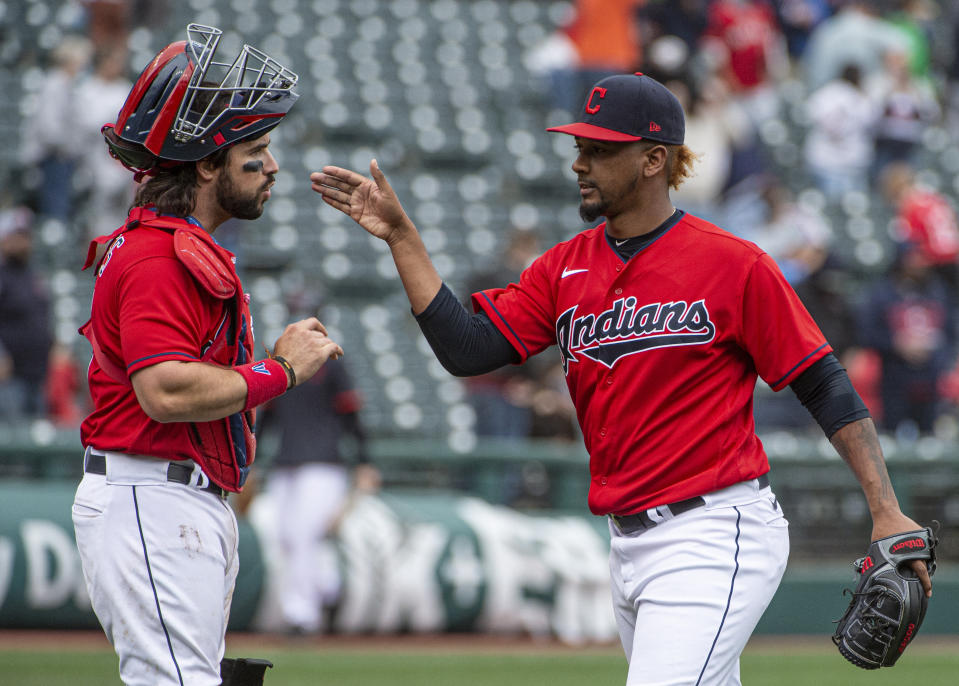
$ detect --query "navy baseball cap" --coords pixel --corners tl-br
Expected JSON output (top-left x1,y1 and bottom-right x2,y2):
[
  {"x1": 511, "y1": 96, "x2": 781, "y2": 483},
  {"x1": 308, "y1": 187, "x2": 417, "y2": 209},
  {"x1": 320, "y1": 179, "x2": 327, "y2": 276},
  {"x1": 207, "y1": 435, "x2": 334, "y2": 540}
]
[{"x1": 547, "y1": 72, "x2": 685, "y2": 145}]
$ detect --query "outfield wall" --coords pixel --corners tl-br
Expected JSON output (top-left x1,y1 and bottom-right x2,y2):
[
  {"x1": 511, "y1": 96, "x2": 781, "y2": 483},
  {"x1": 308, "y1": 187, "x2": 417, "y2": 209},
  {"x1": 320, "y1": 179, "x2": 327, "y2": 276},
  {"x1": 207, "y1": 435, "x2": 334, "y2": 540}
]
[{"x1": 0, "y1": 479, "x2": 955, "y2": 639}]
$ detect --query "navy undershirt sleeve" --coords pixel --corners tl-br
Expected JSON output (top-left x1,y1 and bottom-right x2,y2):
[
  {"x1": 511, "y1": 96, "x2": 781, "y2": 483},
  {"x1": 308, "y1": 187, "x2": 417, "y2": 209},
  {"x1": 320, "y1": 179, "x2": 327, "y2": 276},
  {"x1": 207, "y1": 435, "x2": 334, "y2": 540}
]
[
  {"x1": 789, "y1": 353, "x2": 871, "y2": 438},
  {"x1": 413, "y1": 283, "x2": 520, "y2": 376}
]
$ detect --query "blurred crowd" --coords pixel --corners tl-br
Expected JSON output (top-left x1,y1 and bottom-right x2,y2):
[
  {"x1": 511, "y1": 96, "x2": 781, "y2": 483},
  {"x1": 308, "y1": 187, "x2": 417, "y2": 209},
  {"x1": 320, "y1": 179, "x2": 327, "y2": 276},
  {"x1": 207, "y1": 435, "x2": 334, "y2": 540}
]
[
  {"x1": 4, "y1": 0, "x2": 959, "y2": 445},
  {"x1": 527, "y1": 0, "x2": 959, "y2": 443}
]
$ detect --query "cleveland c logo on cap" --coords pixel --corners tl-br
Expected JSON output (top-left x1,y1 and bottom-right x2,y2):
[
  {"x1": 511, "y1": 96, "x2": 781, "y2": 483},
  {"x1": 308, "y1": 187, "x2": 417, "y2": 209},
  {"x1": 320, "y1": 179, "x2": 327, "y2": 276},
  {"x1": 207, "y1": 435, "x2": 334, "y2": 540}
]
[{"x1": 585, "y1": 87, "x2": 607, "y2": 114}]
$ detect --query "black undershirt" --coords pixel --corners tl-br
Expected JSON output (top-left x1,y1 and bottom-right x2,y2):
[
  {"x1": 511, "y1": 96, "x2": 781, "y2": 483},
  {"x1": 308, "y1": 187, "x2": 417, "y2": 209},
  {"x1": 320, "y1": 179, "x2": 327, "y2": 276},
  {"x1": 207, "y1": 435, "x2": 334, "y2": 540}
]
[{"x1": 606, "y1": 209, "x2": 684, "y2": 261}]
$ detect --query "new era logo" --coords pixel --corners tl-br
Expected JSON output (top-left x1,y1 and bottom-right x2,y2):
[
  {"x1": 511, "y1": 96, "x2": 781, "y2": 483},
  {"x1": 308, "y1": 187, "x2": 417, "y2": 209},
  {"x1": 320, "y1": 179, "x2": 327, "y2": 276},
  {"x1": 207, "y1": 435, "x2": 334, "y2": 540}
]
[{"x1": 649, "y1": 122, "x2": 661, "y2": 132}]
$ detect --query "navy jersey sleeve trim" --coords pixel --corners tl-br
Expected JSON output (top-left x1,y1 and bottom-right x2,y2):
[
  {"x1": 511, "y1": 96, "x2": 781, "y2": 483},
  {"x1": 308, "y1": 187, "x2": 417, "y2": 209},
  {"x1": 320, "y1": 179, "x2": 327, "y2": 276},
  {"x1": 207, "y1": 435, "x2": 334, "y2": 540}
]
[
  {"x1": 127, "y1": 351, "x2": 200, "y2": 370},
  {"x1": 477, "y1": 291, "x2": 531, "y2": 358},
  {"x1": 771, "y1": 342, "x2": 828, "y2": 389}
]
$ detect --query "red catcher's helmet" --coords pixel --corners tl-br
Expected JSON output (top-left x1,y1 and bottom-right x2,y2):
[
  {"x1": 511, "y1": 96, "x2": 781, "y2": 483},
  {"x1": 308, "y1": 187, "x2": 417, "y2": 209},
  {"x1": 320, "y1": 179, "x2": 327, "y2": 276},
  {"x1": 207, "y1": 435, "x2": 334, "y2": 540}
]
[{"x1": 102, "y1": 23, "x2": 298, "y2": 178}]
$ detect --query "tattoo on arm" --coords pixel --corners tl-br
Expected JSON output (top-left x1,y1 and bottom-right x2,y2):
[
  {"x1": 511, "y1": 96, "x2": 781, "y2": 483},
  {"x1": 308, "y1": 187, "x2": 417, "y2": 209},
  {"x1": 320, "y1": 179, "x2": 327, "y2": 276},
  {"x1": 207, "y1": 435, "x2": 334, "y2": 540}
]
[{"x1": 830, "y1": 418, "x2": 897, "y2": 509}]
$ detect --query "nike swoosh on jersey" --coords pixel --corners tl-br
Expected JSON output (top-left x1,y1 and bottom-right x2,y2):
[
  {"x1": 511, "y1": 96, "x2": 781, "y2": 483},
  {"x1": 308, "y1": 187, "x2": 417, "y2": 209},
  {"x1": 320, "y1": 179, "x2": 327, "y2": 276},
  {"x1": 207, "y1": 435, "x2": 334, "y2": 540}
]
[
  {"x1": 561, "y1": 267, "x2": 589, "y2": 278},
  {"x1": 615, "y1": 239, "x2": 628, "y2": 246}
]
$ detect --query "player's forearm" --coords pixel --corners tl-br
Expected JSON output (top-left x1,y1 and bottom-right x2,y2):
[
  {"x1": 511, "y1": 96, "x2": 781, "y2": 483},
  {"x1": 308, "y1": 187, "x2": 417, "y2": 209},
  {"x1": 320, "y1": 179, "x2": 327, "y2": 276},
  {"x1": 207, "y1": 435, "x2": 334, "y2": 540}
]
[
  {"x1": 386, "y1": 220, "x2": 443, "y2": 315},
  {"x1": 131, "y1": 360, "x2": 251, "y2": 422},
  {"x1": 829, "y1": 418, "x2": 903, "y2": 519}
]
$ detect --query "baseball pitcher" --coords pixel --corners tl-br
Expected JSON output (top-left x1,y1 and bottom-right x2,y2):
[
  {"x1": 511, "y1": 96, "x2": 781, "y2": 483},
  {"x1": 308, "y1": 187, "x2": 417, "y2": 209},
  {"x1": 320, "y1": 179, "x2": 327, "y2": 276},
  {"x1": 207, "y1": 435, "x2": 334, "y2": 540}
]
[{"x1": 312, "y1": 72, "x2": 934, "y2": 684}]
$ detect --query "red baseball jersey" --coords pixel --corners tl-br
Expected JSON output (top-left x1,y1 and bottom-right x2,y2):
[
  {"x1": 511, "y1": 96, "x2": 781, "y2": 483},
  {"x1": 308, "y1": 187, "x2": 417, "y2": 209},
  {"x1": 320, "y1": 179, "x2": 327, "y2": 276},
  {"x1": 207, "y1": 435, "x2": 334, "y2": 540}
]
[
  {"x1": 473, "y1": 213, "x2": 831, "y2": 515},
  {"x1": 80, "y1": 220, "x2": 243, "y2": 464}
]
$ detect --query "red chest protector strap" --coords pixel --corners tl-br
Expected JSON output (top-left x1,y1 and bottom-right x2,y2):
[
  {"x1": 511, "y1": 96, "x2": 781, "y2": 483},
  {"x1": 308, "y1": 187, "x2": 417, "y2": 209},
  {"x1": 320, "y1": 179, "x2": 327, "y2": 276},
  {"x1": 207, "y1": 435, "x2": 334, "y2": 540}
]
[
  {"x1": 85, "y1": 206, "x2": 239, "y2": 298},
  {"x1": 81, "y1": 206, "x2": 242, "y2": 385}
]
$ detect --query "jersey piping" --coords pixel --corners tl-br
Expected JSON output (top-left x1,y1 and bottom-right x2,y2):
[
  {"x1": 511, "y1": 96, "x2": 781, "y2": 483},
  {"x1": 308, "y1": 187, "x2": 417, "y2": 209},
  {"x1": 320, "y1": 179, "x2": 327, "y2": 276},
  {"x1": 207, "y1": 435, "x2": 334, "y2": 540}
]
[
  {"x1": 127, "y1": 350, "x2": 200, "y2": 370},
  {"x1": 771, "y1": 342, "x2": 829, "y2": 388},
  {"x1": 476, "y1": 291, "x2": 530, "y2": 357},
  {"x1": 696, "y1": 506, "x2": 742, "y2": 686}
]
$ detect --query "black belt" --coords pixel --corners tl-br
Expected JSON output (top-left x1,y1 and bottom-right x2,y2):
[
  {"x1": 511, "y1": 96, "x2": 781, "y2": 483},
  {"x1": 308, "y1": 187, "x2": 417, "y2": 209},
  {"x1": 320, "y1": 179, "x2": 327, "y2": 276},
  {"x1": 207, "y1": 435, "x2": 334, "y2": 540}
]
[
  {"x1": 610, "y1": 474, "x2": 770, "y2": 535},
  {"x1": 84, "y1": 452, "x2": 229, "y2": 499}
]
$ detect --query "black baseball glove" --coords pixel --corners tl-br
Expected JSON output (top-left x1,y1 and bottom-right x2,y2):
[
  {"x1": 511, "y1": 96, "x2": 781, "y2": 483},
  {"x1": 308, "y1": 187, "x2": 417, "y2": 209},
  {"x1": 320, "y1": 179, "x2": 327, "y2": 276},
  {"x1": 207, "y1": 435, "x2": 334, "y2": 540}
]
[{"x1": 832, "y1": 525, "x2": 938, "y2": 669}]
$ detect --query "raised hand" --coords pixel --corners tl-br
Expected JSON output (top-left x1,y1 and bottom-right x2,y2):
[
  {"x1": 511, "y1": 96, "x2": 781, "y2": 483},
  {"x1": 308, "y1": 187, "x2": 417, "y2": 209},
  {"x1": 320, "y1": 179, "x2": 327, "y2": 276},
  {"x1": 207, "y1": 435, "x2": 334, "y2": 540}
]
[{"x1": 310, "y1": 159, "x2": 413, "y2": 244}]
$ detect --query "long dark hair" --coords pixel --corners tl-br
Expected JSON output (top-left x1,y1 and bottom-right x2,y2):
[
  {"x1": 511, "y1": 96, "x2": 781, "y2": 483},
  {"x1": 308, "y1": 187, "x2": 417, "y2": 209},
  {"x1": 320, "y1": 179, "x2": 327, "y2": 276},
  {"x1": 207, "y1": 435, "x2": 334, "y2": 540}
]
[{"x1": 133, "y1": 147, "x2": 230, "y2": 216}]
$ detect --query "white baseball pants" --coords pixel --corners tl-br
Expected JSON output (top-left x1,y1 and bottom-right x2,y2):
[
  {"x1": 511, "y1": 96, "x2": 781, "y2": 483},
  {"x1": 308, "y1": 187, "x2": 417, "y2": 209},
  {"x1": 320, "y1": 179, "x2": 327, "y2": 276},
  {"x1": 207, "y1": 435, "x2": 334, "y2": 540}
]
[
  {"x1": 72, "y1": 451, "x2": 239, "y2": 686},
  {"x1": 609, "y1": 478, "x2": 789, "y2": 686},
  {"x1": 267, "y1": 462, "x2": 350, "y2": 633}
]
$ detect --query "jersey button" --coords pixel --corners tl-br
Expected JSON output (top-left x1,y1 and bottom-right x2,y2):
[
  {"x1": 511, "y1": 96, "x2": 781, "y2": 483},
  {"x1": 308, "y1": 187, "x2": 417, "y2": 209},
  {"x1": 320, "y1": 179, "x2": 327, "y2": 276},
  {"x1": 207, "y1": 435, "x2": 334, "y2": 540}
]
[
  {"x1": 606, "y1": 376, "x2": 614, "y2": 385},
  {"x1": 600, "y1": 427, "x2": 607, "y2": 437},
  {"x1": 614, "y1": 288, "x2": 622, "y2": 295},
  {"x1": 615, "y1": 266, "x2": 622, "y2": 272},
  {"x1": 601, "y1": 477, "x2": 607, "y2": 485}
]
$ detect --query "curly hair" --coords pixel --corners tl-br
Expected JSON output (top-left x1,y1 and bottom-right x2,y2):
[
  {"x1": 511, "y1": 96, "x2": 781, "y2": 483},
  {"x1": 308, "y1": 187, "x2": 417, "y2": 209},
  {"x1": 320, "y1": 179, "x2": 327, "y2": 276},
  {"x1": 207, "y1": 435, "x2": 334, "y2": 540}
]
[
  {"x1": 666, "y1": 144, "x2": 700, "y2": 190},
  {"x1": 133, "y1": 148, "x2": 231, "y2": 217}
]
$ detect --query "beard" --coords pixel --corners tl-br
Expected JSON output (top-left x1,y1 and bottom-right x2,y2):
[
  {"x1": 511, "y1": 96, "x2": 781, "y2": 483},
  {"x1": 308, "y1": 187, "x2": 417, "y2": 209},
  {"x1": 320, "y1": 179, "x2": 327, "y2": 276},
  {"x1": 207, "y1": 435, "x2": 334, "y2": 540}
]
[
  {"x1": 578, "y1": 171, "x2": 639, "y2": 223},
  {"x1": 579, "y1": 198, "x2": 607, "y2": 223},
  {"x1": 215, "y1": 169, "x2": 270, "y2": 220}
]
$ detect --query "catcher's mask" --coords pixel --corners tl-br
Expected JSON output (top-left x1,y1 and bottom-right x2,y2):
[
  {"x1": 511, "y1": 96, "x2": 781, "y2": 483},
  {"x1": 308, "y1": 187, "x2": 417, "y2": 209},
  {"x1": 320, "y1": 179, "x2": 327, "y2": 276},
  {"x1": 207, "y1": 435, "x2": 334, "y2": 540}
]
[{"x1": 102, "y1": 23, "x2": 298, "y2": 179}]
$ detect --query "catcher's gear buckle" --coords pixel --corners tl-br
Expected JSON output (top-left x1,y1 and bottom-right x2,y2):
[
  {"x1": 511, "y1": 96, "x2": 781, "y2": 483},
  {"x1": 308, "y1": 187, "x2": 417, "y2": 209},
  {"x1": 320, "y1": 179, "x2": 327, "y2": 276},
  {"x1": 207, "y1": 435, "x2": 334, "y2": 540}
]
[{"x1": 832, "y1": 524, "x2": 939, "y2": 670}]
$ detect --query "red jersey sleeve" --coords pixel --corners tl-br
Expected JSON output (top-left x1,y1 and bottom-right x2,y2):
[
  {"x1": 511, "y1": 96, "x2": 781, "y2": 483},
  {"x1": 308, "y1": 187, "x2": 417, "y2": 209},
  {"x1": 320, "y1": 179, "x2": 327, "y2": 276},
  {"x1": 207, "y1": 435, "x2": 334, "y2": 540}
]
[
  {"x1": 741, "y1": 252, "x2": 831, "y2": 391},
  {"x1": 117, "y1": 256, "x2": 218, "y2": 376},
  {"x1": 470, "y1": 253, "x2": 557, "y2": 363}
]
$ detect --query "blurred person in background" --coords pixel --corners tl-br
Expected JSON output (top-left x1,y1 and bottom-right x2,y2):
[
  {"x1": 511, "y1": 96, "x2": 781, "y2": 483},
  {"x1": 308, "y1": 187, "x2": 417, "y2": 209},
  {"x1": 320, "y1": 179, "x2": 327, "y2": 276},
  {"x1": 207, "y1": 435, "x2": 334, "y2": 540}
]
[
  {"x1": 664, "y1": 69, "x2": 751, "y2": 225},
  {"x1": 746, "y1": 180, "x2": 857, "y2": 431},
  {"x1": 45, "y1": 341, "x2": 87, "y2": 428},
  {"x1": 802, "y1": 0, "x2": 909, "y2": 91},
  {"x1": 939, "y1": 1, "x2": 959, "y2": 131},
  {"x1": 747, "y1": 179, "x2": 832, "y2": 288},
  {"x1": 563, "y1": 0, "x2": 646, "y2": 111},
  {"x1": 803, "y1": 63, "x2": 877, "y2": 201},
  {"x1": 694, "y1": 2, "x2": 782, "y2": 209},
  {"x1": 880, "y1": 161, "x2": 959, "y2": 290},
  {"x1": 857, "y1": 240, "x2": 957, "y2": 439},
  {"x1": 76, "y1": 45, "x2": 135, "y2": 241},
  {"x1": 883, "y1": 0, "x2": 938, "y2": 81},
  {"x1": 20, "y1": 36, "x2": 93, "y2": 224},
  {"x1": 258, "y1": 323, "x2": 380, "y2": 635},
  {"x1": 638, "y1": 0, "x2": 709, "y2": 56},
  {"x1": 701, "y1": 0, "x2": 789, "y2": 127},
  {"x1": 756, "y1": 184, "x2": 857, "y2": 361},
  {"x1": 866, "y1": 47, "x2": 940, "y2": 185},
  {"x1": 80, "y1": 0, "x2": 130, "y2": 53},
  {"x1": 527, "y1": 0, "x2": 645, "y2": 116},
  {"x1": 772, "y1": 0, "x2": 833, "y2": 59},
  {"x1": 0, "y1": 206, "x2": 53, "y2": 420},
  {"x1": 527, "y1": 358, "x2": 579, "y2": 444}
]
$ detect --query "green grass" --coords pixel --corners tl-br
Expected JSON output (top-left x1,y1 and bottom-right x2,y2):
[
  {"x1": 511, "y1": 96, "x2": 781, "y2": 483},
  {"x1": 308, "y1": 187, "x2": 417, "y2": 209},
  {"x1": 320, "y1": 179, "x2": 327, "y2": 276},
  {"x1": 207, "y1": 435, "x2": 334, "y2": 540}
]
[{"x1": 2, "y1": 639, "x2": 957, "y2": 685}]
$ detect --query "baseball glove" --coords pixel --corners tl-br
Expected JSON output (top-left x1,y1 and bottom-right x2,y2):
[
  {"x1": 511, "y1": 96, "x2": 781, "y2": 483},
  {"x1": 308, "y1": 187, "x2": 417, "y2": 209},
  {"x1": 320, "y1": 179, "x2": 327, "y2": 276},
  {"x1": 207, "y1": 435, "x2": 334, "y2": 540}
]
[{"x1": 832, "y1": 525, "x2": 938, "y2": 669}]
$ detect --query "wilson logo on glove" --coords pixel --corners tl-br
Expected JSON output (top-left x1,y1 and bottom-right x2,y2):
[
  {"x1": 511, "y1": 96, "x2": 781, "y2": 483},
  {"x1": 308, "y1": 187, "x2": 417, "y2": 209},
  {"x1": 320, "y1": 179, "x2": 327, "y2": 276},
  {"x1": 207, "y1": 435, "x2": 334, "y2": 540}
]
[
  {"x1": 832, "y1": 525, "x2": 939, "y2": 669},
  {"x1": 890, "y1": 538, "x2": 926, "y2": 553}
]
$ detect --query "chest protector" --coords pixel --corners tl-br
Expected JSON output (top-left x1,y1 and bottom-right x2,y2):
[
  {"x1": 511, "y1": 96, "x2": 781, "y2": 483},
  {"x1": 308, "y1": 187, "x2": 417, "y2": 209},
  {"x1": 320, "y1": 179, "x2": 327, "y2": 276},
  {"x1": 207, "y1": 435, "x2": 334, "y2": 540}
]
[{"x1": 80, "y1": 205, "x2": 257, "y2": 491}]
